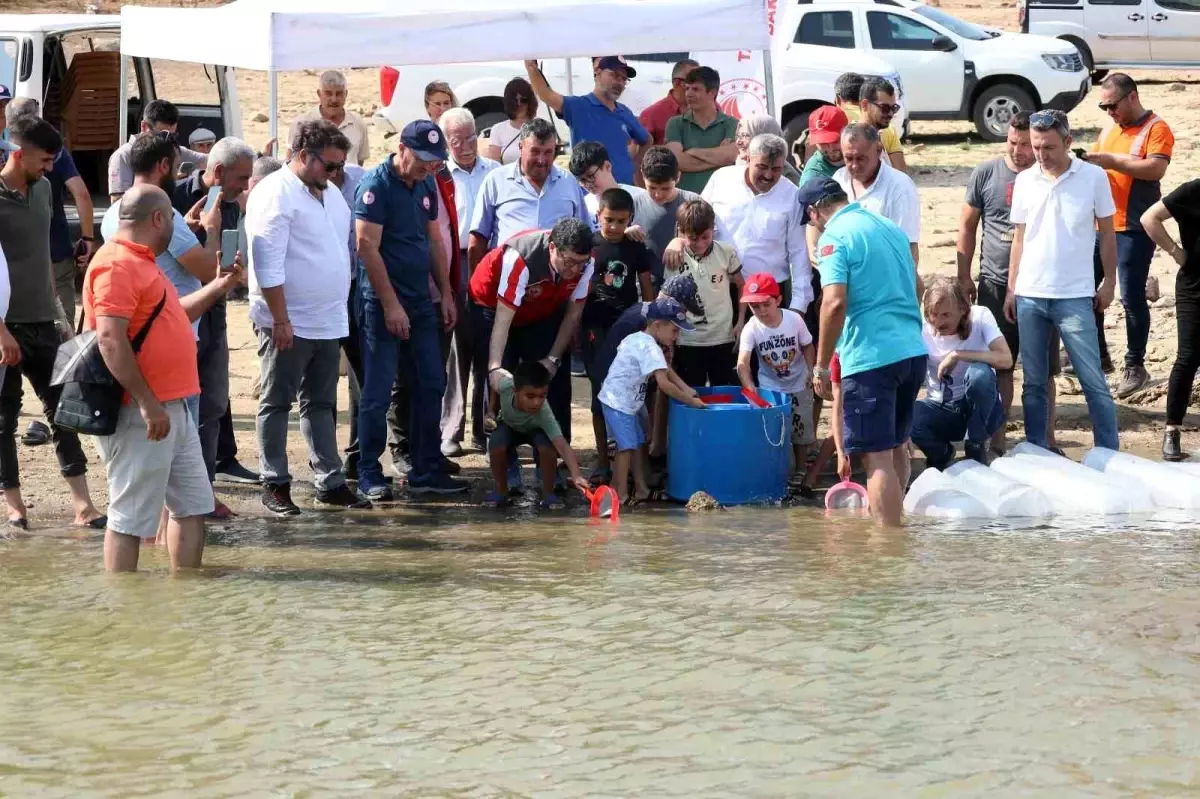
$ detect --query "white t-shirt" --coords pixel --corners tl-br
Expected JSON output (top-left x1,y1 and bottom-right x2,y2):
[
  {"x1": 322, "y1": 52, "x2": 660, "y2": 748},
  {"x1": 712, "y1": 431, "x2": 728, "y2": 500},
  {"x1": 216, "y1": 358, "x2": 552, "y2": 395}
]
[
  {"x1": 1010, "y1": 158, "x2": 1117, "y2": 299},
  {"x1": 598, "y1": 331, "x2": 668, "y2": 414},
  {"x1": 739, "y1": 309, "x2": 813, "y2": 394},
  {"x1": 922, "y1": 305, "x2": 1004, "y2": 400},
  {"x1": 664, "y1": 241, "x2": 742, "y2": 347},
  {"x1": 488, "y1": 119, "x2": 523, "y2": 165}
]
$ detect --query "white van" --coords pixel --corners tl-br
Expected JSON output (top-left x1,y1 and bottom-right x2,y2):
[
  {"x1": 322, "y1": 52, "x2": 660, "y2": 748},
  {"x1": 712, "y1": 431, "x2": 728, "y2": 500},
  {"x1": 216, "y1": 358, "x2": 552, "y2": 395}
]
[
  {"x1": 0, "y1": 14, "x2": 242, "y2": 228},
  {"x1": 1022, "y1": 0, "x2": 1200, "y2": 77},
  {"x1": 783, "y1": 0, "x2": 1090, "y2": 142},
  {"x1": 376, "y1": 50, "x2": 907, "y2": 154}
]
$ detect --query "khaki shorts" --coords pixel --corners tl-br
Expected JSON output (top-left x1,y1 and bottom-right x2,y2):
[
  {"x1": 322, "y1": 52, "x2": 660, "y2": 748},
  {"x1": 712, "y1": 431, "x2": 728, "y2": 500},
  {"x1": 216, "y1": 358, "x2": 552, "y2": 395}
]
[
  {"x1": 788, "y1": 387, "x2": 816, "y2": 446},
  {"x1": 95, "y1": 400, "x2": 214, "y2": 538}
]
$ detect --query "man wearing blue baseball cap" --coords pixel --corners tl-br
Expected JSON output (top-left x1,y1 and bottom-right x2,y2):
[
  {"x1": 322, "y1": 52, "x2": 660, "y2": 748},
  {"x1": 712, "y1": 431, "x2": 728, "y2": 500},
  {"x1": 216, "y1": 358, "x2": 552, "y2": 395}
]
[
  {"x1": 802, "y1": 178, "x2": 925, "y2": 527},
  {"x1": 523, "y1": 56, "x2": 650, "y2": 185},
  {"x1": 353, "y1": 119, "x2": 466, "y2": 500}
]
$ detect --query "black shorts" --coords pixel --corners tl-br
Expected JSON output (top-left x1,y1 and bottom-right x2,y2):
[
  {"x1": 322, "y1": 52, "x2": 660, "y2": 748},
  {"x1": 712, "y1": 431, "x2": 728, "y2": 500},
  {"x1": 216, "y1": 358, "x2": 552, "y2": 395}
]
[
  {"x1": 976, "y1": 278, "x2": 1060, "y2": 377},
  {"x1": 674, "y1": 343, "x2": 737, "y2": 388}
]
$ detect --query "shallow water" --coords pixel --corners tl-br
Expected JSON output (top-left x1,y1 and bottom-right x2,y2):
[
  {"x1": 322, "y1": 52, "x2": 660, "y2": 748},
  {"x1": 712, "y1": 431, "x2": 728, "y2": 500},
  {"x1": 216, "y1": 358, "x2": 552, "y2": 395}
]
[{"x1": 2, "y1": 507, "x2": 1199, "y2": 797}]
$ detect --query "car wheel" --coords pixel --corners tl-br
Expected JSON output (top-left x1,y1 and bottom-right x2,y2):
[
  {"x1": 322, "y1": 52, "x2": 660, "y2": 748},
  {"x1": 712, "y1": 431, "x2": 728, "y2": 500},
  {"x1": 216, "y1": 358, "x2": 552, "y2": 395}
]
[
  {"x1": 782, "y1": 108, "x2": 823, "y2": 165},
  {"x1": 972, "y1": 84, "x2": 1034, "y2": 143}
]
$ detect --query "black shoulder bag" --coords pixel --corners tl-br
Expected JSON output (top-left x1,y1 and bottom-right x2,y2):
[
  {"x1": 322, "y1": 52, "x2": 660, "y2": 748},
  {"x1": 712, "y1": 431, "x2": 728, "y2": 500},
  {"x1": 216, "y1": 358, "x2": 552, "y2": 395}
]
[{"x1": 50, "y1": 292, "x2": 167, "y2": 436}]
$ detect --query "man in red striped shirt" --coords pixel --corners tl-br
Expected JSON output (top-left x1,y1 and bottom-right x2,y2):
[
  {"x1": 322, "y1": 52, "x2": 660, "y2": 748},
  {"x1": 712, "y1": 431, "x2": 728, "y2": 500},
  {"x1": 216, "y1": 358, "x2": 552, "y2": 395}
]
[{"x1": 469, "y1": 218, "x2": 593, "y2": 444}]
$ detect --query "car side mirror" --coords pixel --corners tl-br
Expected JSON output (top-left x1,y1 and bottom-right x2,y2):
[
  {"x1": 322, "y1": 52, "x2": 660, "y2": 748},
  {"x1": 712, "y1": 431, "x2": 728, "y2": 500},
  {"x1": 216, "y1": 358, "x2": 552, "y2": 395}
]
[{"x1": 931, "y1": 35, "x2": 958, "y2": 52}]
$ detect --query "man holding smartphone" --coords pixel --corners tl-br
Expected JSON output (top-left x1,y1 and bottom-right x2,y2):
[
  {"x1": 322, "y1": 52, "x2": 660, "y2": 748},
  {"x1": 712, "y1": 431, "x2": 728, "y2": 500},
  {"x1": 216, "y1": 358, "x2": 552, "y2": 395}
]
[{"x1": 172, "y1": 137, "x2": 261, "y2": 510}]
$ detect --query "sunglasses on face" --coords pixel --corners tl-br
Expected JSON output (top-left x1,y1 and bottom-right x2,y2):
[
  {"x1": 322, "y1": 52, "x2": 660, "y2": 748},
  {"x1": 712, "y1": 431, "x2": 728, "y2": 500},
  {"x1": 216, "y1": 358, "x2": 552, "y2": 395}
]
[
  {"x1": 154, "y1": 130, "x2": 179, "y2": 144},
  {"x1": 1098, "y1": 92, "x2": 1130, "y2": 112},
  {"x1": 309, "y1": 152, "x2": 346, "y2": 174},
  {"x1": 870, "y1": 101, "x2": 901, "y2": 115}
]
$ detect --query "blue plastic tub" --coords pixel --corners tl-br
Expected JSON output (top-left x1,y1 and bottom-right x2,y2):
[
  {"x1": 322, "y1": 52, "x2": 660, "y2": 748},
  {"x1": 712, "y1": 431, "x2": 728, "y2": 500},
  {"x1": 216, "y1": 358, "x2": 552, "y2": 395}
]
[{"x1": 666, "y1": 385, "x2": 791, "y2": 505}]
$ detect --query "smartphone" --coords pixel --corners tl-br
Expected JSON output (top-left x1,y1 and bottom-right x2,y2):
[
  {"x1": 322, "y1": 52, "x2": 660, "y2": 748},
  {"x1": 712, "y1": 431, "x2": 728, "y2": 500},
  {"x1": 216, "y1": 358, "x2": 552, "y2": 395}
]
[
  {"x1": 203, "y1": 185, "x2": 222, "y2": 214},
  {"x1": 177, "y1": 161, "x2": 196, "y2": 179},
  {"x1": 1072, "y1": 148, "x2": 1089, "y2": 161},
  {"x1": 220, "y1": 228, "x2": 239, "y2": 269}
]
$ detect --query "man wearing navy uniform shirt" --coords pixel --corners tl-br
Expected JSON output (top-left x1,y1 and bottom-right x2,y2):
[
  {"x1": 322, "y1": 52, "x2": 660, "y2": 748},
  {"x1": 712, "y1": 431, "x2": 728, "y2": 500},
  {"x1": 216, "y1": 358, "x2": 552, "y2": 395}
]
[
  {"x1": 354, "y1": 120, "x2": 466, "y2": 499},
  {"x1": 524, "y1": 56, "x2": 650, "y2": 185}
]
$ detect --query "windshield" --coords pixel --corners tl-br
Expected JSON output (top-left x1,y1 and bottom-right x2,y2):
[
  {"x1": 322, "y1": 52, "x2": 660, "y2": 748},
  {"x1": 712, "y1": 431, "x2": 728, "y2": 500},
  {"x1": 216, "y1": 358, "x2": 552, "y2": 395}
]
[{"x1": 910, "y1": 4, "x2": 992, "y2": 41}]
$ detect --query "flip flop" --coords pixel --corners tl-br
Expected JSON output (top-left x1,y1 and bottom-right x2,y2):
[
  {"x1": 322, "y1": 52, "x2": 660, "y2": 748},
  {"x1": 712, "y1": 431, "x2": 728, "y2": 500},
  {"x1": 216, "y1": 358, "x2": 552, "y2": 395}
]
[
  {"x1": 74, "y1": 515, "x2": 107, "y2": 530},
  {"x1": 539, "y1": 495, "x2": 566, "y2": 510},
  {"x1": 21, "y1": 421, "x2": 50, "y2": 447},
  {"x1": 9, "y1": 517, "x2": 28, "y2": 530},
  {"x1": 483, "y1": 491, "x2": 511, "y2": 509}
]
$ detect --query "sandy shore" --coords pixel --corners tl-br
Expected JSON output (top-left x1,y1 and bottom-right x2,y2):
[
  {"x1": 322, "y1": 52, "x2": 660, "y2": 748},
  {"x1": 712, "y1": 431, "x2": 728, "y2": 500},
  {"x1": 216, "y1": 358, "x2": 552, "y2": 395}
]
[{"x1": 7, "y1": 0, "x2": 1200, "y2": 528}]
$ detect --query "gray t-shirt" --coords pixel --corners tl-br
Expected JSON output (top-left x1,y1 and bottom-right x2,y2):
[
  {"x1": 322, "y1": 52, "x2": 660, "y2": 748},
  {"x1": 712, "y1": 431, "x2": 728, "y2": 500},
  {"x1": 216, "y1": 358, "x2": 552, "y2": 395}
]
[
  {"x1": 965, "y1": 157, "x2": 1019, "y2": 287},
  {"x1": 632, "y1": 188, "x2": 700, "y2": 282},
  {"x1": 0, "y1": 177, "x2": 58, "y2": 324}
]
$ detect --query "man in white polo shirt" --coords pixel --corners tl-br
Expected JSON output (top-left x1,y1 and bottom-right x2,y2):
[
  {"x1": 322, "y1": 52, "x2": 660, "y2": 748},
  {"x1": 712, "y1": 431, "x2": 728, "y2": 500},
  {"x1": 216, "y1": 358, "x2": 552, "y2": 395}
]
[
  {"x1": 1004, "y1": 109, "x2": 1119, "y2": 451},
  {"x1": 696, "y1": 133, "x2": 810, "y2": 311},
  {"x1": 833, "y1": 122, "x2": 920, "y2": 267},
  {"x1": 288, "y1": 70, "x2": 371, "y2": 166}
]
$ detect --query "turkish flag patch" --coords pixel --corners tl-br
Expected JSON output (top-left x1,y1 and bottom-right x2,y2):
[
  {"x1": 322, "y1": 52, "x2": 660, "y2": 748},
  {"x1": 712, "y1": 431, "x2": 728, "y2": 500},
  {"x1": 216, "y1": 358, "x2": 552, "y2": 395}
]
[{"x1": 819, "y1": 244, "x2": 835, "y2": 258}]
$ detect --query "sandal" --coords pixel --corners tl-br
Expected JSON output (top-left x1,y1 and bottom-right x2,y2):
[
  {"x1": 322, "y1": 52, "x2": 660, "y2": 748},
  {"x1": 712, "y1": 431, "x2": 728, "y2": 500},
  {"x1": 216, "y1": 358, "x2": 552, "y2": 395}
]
[
  {"x1": 539, "y1": 495, "x2": 566, "y2": 510},
  {"x1": 21, "y1": 421, "x2": 50, "y2": 447},
  {"x1": 9, "y1": 517, "x2": 28, "y2": 530},
  {"x1": 483, "y1": 491, "x2": 511, "y2": 509},
  {"x1": 73, "y1": 515, "x2": 107, "y2": 530}
]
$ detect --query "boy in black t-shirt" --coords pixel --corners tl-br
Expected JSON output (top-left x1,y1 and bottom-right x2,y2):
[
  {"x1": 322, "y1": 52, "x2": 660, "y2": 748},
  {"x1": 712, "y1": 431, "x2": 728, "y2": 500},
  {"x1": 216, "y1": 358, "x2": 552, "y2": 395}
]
[{"x1": 582, "y1": 188, "x2": 655, "y2": 483}]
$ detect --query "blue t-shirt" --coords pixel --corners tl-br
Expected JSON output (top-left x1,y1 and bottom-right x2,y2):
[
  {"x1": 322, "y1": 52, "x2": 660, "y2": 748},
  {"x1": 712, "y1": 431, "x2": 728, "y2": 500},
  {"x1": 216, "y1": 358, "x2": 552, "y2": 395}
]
[
  {"x1": 100, "y1": 201, "x2": 203, "y2": 335},
  {"x1": 47, "y1": 149, "x2": 81, "y2": 263},
  {"x1": 354, "y1": 156, "x2": 438, "y2": 313},
  {"x1": 561, "y1": 94, "x2": 649, "y2": 185},
  {"x1": 815, "y1": 203, "x2": 925, "y2": 377}
]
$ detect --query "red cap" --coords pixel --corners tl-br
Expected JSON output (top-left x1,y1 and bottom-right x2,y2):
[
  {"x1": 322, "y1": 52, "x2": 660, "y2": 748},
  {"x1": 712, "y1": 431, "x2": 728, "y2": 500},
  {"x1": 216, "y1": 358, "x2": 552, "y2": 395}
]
[
  {"x1": 740, "y1": 273, "x2": 781, "y2": 303},
  {"x1": 808, "y1": 105, "x2": 849, "y2": 145}
]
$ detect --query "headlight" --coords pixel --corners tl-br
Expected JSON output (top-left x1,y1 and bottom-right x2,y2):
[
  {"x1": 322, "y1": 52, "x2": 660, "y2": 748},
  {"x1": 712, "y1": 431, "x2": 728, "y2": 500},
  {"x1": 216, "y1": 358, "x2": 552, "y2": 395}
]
[{"x1": 1042, "y1": 53, "x2": 1079, "y2": 72}]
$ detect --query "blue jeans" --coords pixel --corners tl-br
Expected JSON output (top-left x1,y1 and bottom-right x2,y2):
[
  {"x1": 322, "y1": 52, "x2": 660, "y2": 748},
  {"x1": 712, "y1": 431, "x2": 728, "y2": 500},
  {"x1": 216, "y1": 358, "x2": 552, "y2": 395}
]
[
  {"x1": 357, "y1": 298, "x2": 445, "y2": 487},
  {"x1": 1096, "y1": 230, "x2": 1156, "y2": 368},
  {"x1": 1016, "y1": 296, "x2": 1119, "y2": 450},
  {"x1": 911, "y1": 363, "x2": 1005, "y2": 469}
]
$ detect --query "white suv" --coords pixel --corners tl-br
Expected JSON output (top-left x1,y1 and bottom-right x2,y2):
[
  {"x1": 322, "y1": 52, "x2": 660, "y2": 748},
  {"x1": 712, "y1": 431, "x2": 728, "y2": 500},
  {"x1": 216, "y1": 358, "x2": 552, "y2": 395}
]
[
  {"x1": 784, "y1": 0, "x2": 1091, "y2": 141},
  {"x1": 377, "y1": 50, "x2": 908, "y2": 155},
  {"x1": 1022, "y1": 0, "x2": 1200, "y2": 78}
]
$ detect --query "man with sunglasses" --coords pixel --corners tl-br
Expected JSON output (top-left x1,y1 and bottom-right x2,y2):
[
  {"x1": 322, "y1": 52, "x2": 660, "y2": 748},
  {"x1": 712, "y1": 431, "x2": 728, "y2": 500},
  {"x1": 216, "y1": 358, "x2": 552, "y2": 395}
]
[
  {"x1": 639, "y1": 59, "x2": 699, "y2": 146},
  {"x1": 245, "y1": 120, "x2": 369, "y2": 515},
  {"x1": 108, "y1": 99, "x2": 208, "y2": 201},
  {"x1": 1080, "y1": 73, "x2": 1174, "y2": 399},
  {"x1": 858, "y1": 76, "x2": 907, "y2": 173}
]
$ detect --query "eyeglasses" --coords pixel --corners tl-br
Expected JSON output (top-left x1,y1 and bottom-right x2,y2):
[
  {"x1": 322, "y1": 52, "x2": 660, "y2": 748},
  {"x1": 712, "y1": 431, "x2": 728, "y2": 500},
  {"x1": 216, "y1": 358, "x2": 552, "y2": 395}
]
[
  {"x1": 309, "y1": 152, "x2": 346, "y2": 174},
  {"x1": 154, "y1": 130, "x2": 179, "y2": 145},
  {"x1": 577, "y1": 167, "x2": 601, "y2": 187},
  {"x1": 1098, "y1": 92, "x2": 1130, "y2": 112},
  {"x1": 448, "y1": 135, "x2": 477, "y2": 147},
  {"x1": 870, "y1": 101, "x2": 902, "y2": 115}
]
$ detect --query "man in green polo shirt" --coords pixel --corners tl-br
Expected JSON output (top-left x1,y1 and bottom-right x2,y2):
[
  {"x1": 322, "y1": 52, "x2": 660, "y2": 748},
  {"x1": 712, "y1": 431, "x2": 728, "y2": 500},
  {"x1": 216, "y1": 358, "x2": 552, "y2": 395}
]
[{"x1": 664, "y1": 66, "x2": 738, "y2": 194}]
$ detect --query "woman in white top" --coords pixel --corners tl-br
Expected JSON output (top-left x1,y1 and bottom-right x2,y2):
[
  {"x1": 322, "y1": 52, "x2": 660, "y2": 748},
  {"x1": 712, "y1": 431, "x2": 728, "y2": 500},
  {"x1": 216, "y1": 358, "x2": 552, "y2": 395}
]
[
  {"x1": 485, "y1": 78, "x2": 539, "y2": 165},
  {"x1": 911, "y1": 277, "x2": 1013, "y2": 470}
]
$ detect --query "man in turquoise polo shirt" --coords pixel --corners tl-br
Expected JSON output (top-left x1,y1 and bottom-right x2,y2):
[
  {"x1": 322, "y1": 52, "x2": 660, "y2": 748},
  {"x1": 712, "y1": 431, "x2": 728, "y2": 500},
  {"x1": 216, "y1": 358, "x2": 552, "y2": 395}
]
[
  {"x1": 804, "y1": 179, "x2": 926, "y2": 527},
  {"x1": 524, "y1": 56, "x2": 650, "y2": 185},
  {"x1": 664, "y1": 66, "x2": 738, "y2": 193}
]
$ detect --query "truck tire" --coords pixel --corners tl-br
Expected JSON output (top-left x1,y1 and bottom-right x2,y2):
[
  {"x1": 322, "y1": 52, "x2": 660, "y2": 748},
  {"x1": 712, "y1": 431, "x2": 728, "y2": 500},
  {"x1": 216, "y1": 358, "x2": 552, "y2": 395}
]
[
  {"x1": 1066, "y1": 39, "x2": 1108, "y2": 85},
  {"x1": 972, "y1": 84, "x2": 1034, "y2": 143},
  {"x1": 783, "y1": 107, "x2": 824, "y2": 163},
  {"x1": 474, "y1": 110, "x2": 507, "y2": 137}
]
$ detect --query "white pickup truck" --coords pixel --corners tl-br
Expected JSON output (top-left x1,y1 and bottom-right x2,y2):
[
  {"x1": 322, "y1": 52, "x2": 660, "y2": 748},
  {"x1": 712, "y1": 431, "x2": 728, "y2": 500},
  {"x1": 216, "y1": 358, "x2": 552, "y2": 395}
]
[{"x1": 0, "y1": 13, "x2": 242, "y2": 234}]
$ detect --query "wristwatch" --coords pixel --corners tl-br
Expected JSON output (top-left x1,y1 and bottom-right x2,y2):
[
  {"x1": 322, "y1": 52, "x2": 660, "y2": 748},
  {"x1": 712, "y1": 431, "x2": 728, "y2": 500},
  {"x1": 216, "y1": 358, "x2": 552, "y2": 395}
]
[
  {"x1": 547, "y1": 355, "x2": 562, "y2": 367},
  {"x1": 814, "y1": 366, "x2": 832, "y2": 379}
]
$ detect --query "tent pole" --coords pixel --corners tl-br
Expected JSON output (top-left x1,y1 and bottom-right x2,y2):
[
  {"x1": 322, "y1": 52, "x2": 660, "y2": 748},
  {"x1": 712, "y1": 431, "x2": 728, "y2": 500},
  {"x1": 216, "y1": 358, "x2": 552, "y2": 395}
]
[
  {"x1": 565, "y1": 58, "x2": 574, "y2": 96},
  {"x1": 119, "y1": 54, "x2": 129, "y2": 144},
  {"x1": 763, "y1": 48, "x2": 776, "y2": 118},
  {"x1": 269, "y1": 69, "x2": 279, "y2": 149}
]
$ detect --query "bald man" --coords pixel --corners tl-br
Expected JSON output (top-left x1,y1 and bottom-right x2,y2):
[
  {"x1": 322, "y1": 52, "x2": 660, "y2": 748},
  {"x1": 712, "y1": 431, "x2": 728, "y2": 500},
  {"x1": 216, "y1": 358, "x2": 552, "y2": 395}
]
[{"x1": 84, "y1": 184, "x2": 245, "y2": 573}]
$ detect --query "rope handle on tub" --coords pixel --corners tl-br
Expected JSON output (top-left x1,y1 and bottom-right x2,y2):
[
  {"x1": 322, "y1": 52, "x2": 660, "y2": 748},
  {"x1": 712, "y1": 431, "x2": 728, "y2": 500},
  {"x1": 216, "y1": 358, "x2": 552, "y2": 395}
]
[{"x1": 762, "y1": 408, "x2": 786, "y2": 448}]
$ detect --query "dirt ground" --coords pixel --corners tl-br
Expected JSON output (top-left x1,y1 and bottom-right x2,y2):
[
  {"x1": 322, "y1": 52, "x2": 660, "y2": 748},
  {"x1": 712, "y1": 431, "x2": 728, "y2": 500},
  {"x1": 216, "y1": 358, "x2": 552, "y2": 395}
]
[{"x1": 7, "y1": 0, "x2": 1200, "y2": 527}]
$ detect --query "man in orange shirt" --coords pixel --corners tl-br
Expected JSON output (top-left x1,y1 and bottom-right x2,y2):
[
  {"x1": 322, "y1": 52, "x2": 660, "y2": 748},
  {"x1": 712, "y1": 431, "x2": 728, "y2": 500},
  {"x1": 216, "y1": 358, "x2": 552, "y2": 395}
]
[
  {"x1": 1085, "y1": 73, "x2": 1174, "y2": 398},
  {"x1": 85, "y1": 184, "x2": 244, "y2": 573}
]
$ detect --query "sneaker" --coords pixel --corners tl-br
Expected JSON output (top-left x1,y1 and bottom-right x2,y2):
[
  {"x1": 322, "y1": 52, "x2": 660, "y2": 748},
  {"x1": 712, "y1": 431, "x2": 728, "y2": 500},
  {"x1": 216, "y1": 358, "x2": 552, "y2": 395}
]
[
  {"x1": 216, "y1": 459, "x2": 262, "y2": 484},
  {"x1": 570, "y1": 353, "x2": 588, "y2": 377},
  {"x1": 440, "y1": 456, "x2": 462, "y2": 476},
  {"x1": 1115, "y1": 365, "x2": 1149, "y2": 399},
  {"x1": 409, "y1": 472, "x2": 470, "y2": 494},
  {"x1": 315, "y1": 484, "x2": 373, "y2": 509},
  {"x1": 1163, "y1": 428, "x2": 1185, "y2": 462},
  {"x1": 441, "y1": 440, "x2": 463, "y2": 458},
  {"x1": 963, "y1": 442, "x2": 990, "y2": 466},
  {"x1": 1101, "y1": 350, "x2": 1115, "y2": 375},
  {"x1": 356, "y1": 482, "x2": 394, "y2": 503},
  {"x1": 262, "y1": 483, "x2": 301, "y2": 516},
  {"x1": 206, "y1": 499, "x2": 238, "y2": 520},
  {"x1": 389, "y1": 454, "x2": 412, "y2": 480}
]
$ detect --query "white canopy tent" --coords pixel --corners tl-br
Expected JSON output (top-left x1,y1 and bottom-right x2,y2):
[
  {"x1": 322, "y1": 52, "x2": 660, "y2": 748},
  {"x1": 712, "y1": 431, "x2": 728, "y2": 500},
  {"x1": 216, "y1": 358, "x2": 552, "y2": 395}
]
[{"x1": 119, "y1": 0, "x2": 770, "y2": 140}]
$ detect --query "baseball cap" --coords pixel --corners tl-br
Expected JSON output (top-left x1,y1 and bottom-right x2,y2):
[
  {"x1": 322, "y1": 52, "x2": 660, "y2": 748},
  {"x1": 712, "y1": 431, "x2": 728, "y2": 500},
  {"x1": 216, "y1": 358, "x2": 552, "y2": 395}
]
[
  {"x1": 808, "y1": 105, "x2": 848, "y2": 145},
  {"x1": 659, "y1": 273, "x2": 703, "y2": 316},
  {"x1": 646, "y1": 297, "x2": 694, "y2": 330},
  {"x1": 740, "y1": 273, "x2": 781, "y2": 303},
  {"x1": 401, "y1": 119, "x2": 449, "y2": 162},
  {"x1": 0, "y1": 86, "x2": 11, "y2": 103},
  {"x1": 796, "y1": 178, "x2": 845, "y2": 225},
  {"x1": 596, "y1": 56, "x2": 636, "y2": 79}
]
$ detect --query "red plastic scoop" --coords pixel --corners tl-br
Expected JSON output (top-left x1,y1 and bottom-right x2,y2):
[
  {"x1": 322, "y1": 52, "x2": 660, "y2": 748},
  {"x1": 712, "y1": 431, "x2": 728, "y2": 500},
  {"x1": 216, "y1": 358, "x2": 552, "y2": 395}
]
[
  {"x1": 579, "y1": 485, "x2": 620, "y2": 520},
  {"x1": 700, "y1": 394, "x2": 735, "y2": 404},
  {"x1": 741, "y1": 388, "x2": 770, "y2": 408}
]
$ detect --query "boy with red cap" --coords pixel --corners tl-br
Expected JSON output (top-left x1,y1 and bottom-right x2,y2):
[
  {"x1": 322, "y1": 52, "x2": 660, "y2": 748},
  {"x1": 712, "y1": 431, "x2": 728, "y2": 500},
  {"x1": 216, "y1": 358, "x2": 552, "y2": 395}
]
[{"x1": 736, "y1": 273, "x2": 817, "y2": 490}]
